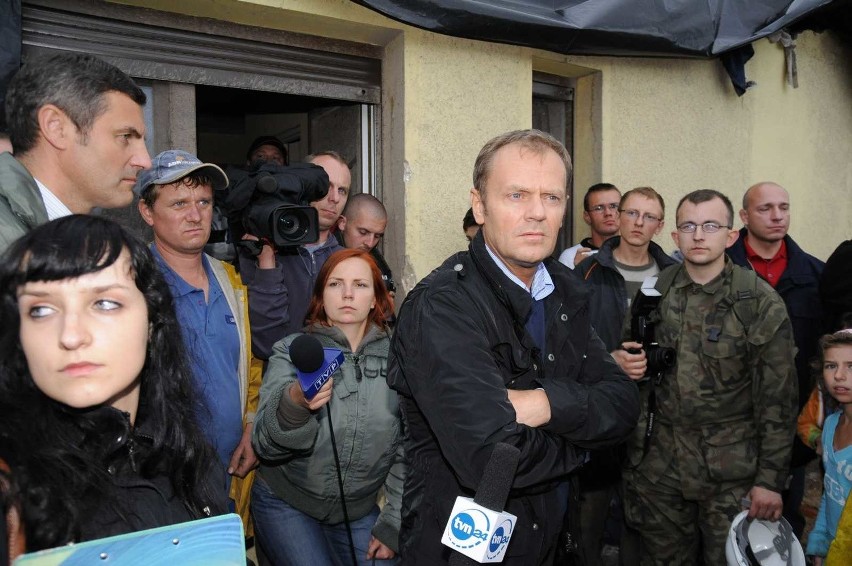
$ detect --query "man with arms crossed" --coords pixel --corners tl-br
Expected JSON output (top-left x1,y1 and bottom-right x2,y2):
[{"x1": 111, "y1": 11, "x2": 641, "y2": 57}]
[
  {"x1": 0, "y1": 53, "x2": 151, "y2": 249},
  {"x1": 622, "y1": 189, "x2": 797, "y2": 565},
  {"x1": 388, "y1": 129, "x2": 639, "y2": 565}
]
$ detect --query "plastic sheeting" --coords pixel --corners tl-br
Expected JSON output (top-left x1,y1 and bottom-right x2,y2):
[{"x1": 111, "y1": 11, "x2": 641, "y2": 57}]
[{"x1": 350, "y1": 0, "x2": 837, "y2": 58}]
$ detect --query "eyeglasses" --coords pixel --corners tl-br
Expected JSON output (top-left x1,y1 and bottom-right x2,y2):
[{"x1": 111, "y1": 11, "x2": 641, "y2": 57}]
[
  {"x1": 620, "y1": 209, "x2": 662, "y2": 224},
  {"x1": 676, "y1": 222, "x2": 732, "y2": 233},
  {"x1": 587, "y1": 203, "x2": 620, "y2": 214}
]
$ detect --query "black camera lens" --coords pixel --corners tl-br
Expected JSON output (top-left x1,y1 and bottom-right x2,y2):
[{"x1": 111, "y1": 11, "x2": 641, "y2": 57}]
[
  {"x1": 646, "y1": 345, "x2": 676, "y2": 373},
  {"x1": 276, "y1": 209, "x2": 310, "y2": 241}
]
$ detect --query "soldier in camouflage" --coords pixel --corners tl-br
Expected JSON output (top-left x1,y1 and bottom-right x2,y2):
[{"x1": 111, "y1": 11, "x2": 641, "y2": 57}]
[{"x1": 621, "y1": 189, "x2": 797, "y2": 565}]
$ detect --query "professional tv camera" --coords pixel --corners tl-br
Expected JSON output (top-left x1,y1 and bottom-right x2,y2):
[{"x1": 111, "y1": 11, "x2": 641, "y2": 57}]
[
  {"x1": 217, "y1": 161, "x2": 330, "y2": 253},
  {"x1": 628, "y1": 289, "x2": 676, "y2": 379}
]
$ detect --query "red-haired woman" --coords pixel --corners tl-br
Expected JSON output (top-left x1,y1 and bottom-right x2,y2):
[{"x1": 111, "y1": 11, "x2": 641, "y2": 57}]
[{"x1": 251, "y1": 249, "x2": 401, "y2": 566}]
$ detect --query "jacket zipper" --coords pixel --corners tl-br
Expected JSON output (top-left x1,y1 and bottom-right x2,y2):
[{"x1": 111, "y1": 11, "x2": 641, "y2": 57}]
[{"x1": 341, "y1": 353, "x2": 362, "y2": 493}]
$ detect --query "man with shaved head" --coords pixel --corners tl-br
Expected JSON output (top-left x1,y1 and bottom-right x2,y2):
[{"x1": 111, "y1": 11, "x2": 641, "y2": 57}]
[
  {"x1": 727, "y1": 181, "x2": 824, "y2": 537},
  {"x1": 336, "y1": 192, "x2": 396, "y2": 294},
  {"x1": 338, "y1": 192, "x2": 387, "y2": 251}
]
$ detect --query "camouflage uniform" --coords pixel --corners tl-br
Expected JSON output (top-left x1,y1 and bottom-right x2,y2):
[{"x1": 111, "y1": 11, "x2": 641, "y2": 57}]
[{"x1": 622, "y1": 258, "x2": 797, "y2": 565}]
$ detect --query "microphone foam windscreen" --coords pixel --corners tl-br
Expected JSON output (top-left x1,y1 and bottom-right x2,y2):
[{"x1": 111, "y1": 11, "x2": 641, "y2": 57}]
[
  {"x1": 474, "y1": 443, "x2": 520, "y2": 512},
  {"x1": 289, "y1": 334, "x2": 325, "y2": 373}
]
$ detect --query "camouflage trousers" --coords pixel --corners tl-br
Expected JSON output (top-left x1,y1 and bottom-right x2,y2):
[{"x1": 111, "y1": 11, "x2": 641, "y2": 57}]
[{"x1": 622, "y1": 458, "x2": 750, "y2": 566}]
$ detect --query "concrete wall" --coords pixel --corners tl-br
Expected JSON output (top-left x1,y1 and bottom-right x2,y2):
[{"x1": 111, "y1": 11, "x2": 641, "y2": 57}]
[{"x1": 113, "y1": 0, "x2": 852, "y2": 285}]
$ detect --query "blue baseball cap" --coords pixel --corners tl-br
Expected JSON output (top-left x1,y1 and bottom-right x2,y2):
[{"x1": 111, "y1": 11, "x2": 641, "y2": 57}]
[{"x1": 134, "y1": 149, "x2": 228, "y2": 198}]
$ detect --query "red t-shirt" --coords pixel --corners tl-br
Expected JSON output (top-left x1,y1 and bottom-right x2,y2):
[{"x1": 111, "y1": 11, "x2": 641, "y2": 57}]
[{"x1": 744, "y1": 236, "x2": 787, "y2": 287}]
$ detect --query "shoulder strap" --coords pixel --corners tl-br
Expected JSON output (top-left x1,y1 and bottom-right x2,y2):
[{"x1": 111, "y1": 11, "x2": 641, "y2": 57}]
[
  {"x1": 653, "y1": 264, "x2": 680, "y2": 296},
  {"x1": 0, "y1": 458, "x2": 26, "y2": 562},
  {"x1": 727, "y1": 267, "x2": 760, "y2": 335}
]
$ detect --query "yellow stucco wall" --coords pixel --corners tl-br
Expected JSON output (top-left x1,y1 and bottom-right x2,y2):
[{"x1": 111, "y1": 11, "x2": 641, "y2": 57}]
[
  {"x1": 113, "y1": 0, "x2": 852, "y2": 282},
  {"x1": 538, "y1": 31, "x2": 852, "y2": 262},
  {"x1": 394, "y1": 31, "x2": 530, "y2": 288}
]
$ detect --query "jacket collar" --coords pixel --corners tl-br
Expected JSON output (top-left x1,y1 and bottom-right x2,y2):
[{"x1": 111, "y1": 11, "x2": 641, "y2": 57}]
[
  {"x1": 306, "y1": 322, "x2": 388, "y2": 354},
  {"x1": 671, "y1": 255, "x2": 735, "y2": 301},
  {"x1": 303, "y1": 233, "x2": 341, "y2": 254},
  {"x1": 594, "y1": 236, "x2": 675, "y2": 270},
  {"x1": 0, "y1": 153, "x2": 49, "y2": 228},
  {"x1": 595, "y1": 236, "x2": 619, "y2": 267},
  {"x1": 731, "y1": 227, "x2": 819, "y2": 277},
  {"x1": 469, "y1": 231, "x2": 535, "y2": 324},
  {"x1": 68, "y1": 405, "x2": 155, "y2": 467},
  {"x1": 468, "y1": 231, "x2": 588, "y2": 325}
]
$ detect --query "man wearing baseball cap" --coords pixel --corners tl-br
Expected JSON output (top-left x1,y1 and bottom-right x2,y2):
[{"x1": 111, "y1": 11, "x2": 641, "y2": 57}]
[{"x1": 135, "y1": 150, "x2": 260, "y2": 528}]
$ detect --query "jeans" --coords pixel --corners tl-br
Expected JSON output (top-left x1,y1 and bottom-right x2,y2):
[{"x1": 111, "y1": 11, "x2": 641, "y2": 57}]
[{"x1": 251, "y1": 476, "x2": 398, "y2": 566}]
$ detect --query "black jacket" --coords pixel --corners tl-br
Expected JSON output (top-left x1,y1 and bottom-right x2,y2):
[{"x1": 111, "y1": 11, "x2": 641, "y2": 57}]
[
  {"x1": 77, "y1": 408, "x2": 226, "y2": 542},
  {"x1": 0, "y1": 407, "x2": 227, "y2": 555},
  {"x1": 820, "y1": 239, "x2": 852, "y2": 331},
  {"x1": 727, "y1": 229, "x2": 825, "y2": 466},
  {"x1": 576, "y1": 237, "x2": 677, "y2": 352},
  {"x1": 388, "y1": 232, "x2": 639, "y2": 565}
]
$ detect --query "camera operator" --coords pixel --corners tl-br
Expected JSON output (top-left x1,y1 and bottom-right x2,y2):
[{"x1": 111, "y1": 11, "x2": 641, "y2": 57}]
[
  {"x1": 238, "y1": 151, "x2": 350, "y2": 360},
  {"x1": 621, "y1": 189, "x2": 797, "y2": 566},
  {"x1": 245, "y1": 135, "x2": 288, "y2": 167}
]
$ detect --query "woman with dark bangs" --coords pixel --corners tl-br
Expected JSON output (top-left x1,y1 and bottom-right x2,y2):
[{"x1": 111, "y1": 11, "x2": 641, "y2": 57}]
[
  {"x1": 0, "y1": 215, "x2": 226, "y2": 564},
  {"x1": 251, "y1": 248, "x2": 402, "y2": 566}
]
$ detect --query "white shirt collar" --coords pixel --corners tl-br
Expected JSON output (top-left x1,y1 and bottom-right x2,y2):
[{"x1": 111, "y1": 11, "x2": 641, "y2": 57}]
[
  {"x1": 34, "y1": 178, "x2": 73, "y2": 220},
  {"x1": 484, "y1": 243, "x2": 554, "y2": 301}
]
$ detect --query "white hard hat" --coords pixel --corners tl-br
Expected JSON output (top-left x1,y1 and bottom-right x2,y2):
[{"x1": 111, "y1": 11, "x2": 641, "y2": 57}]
[{"x1": 725, "y1": 510, "x2": 806, "y2": 566}]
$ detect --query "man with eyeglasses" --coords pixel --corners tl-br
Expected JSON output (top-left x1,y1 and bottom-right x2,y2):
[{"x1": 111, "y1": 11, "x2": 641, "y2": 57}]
[
  {"x1": 574, "y1": 186, "x2": 675, "y2": 565},
  {"x1": 578, "y1": 187, "x2": 675, "y2": 362},
  {"x1": 621, "y1": 189, "x2": 796, "y2": 566},
  {"x1": 726, "y1": 181, "x2": 824, "y2": 539},
  {"x1": 558, "y1": 183, "x2": 621, "y2": 268}
]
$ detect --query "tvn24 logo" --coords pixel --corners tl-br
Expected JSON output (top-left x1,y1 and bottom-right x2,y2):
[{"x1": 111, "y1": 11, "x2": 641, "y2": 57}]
[{"x1": 447, "y1": 509, "x2": 513, "y2": 559}]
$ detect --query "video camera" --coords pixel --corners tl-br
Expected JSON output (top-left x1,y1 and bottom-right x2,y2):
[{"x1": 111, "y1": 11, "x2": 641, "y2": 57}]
[
  {"x1": 628, "y1": 288, "x2": 676, "y2": 378},
  {"x1": 217, "y1": 161, "x2": 330, "y2": 252}
]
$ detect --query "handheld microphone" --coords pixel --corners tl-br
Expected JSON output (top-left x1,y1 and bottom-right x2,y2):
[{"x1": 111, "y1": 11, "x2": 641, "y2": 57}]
[
  {"x1": 444, "y1": 443, "x2": 520, "y2": 564},
  {"x1": 289, "y1": 333, "x2": 357, "y2": 565},
  {"x1": 289, "y1": 334, "x2": 344, "y2": 400}
]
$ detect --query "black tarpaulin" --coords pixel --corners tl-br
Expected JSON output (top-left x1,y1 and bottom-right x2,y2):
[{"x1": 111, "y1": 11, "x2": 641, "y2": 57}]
[{"x1": 349, "y1": 0, "x2": 838, "y2": 58}]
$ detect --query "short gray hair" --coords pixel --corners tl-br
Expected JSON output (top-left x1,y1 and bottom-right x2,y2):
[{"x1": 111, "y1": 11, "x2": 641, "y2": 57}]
[
  {"x1": 6, "y1": 53, "x2": 146, "y2": 154},
  {"x1": 472, "y1": 129, "x2": 572, "y2": 198}
]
